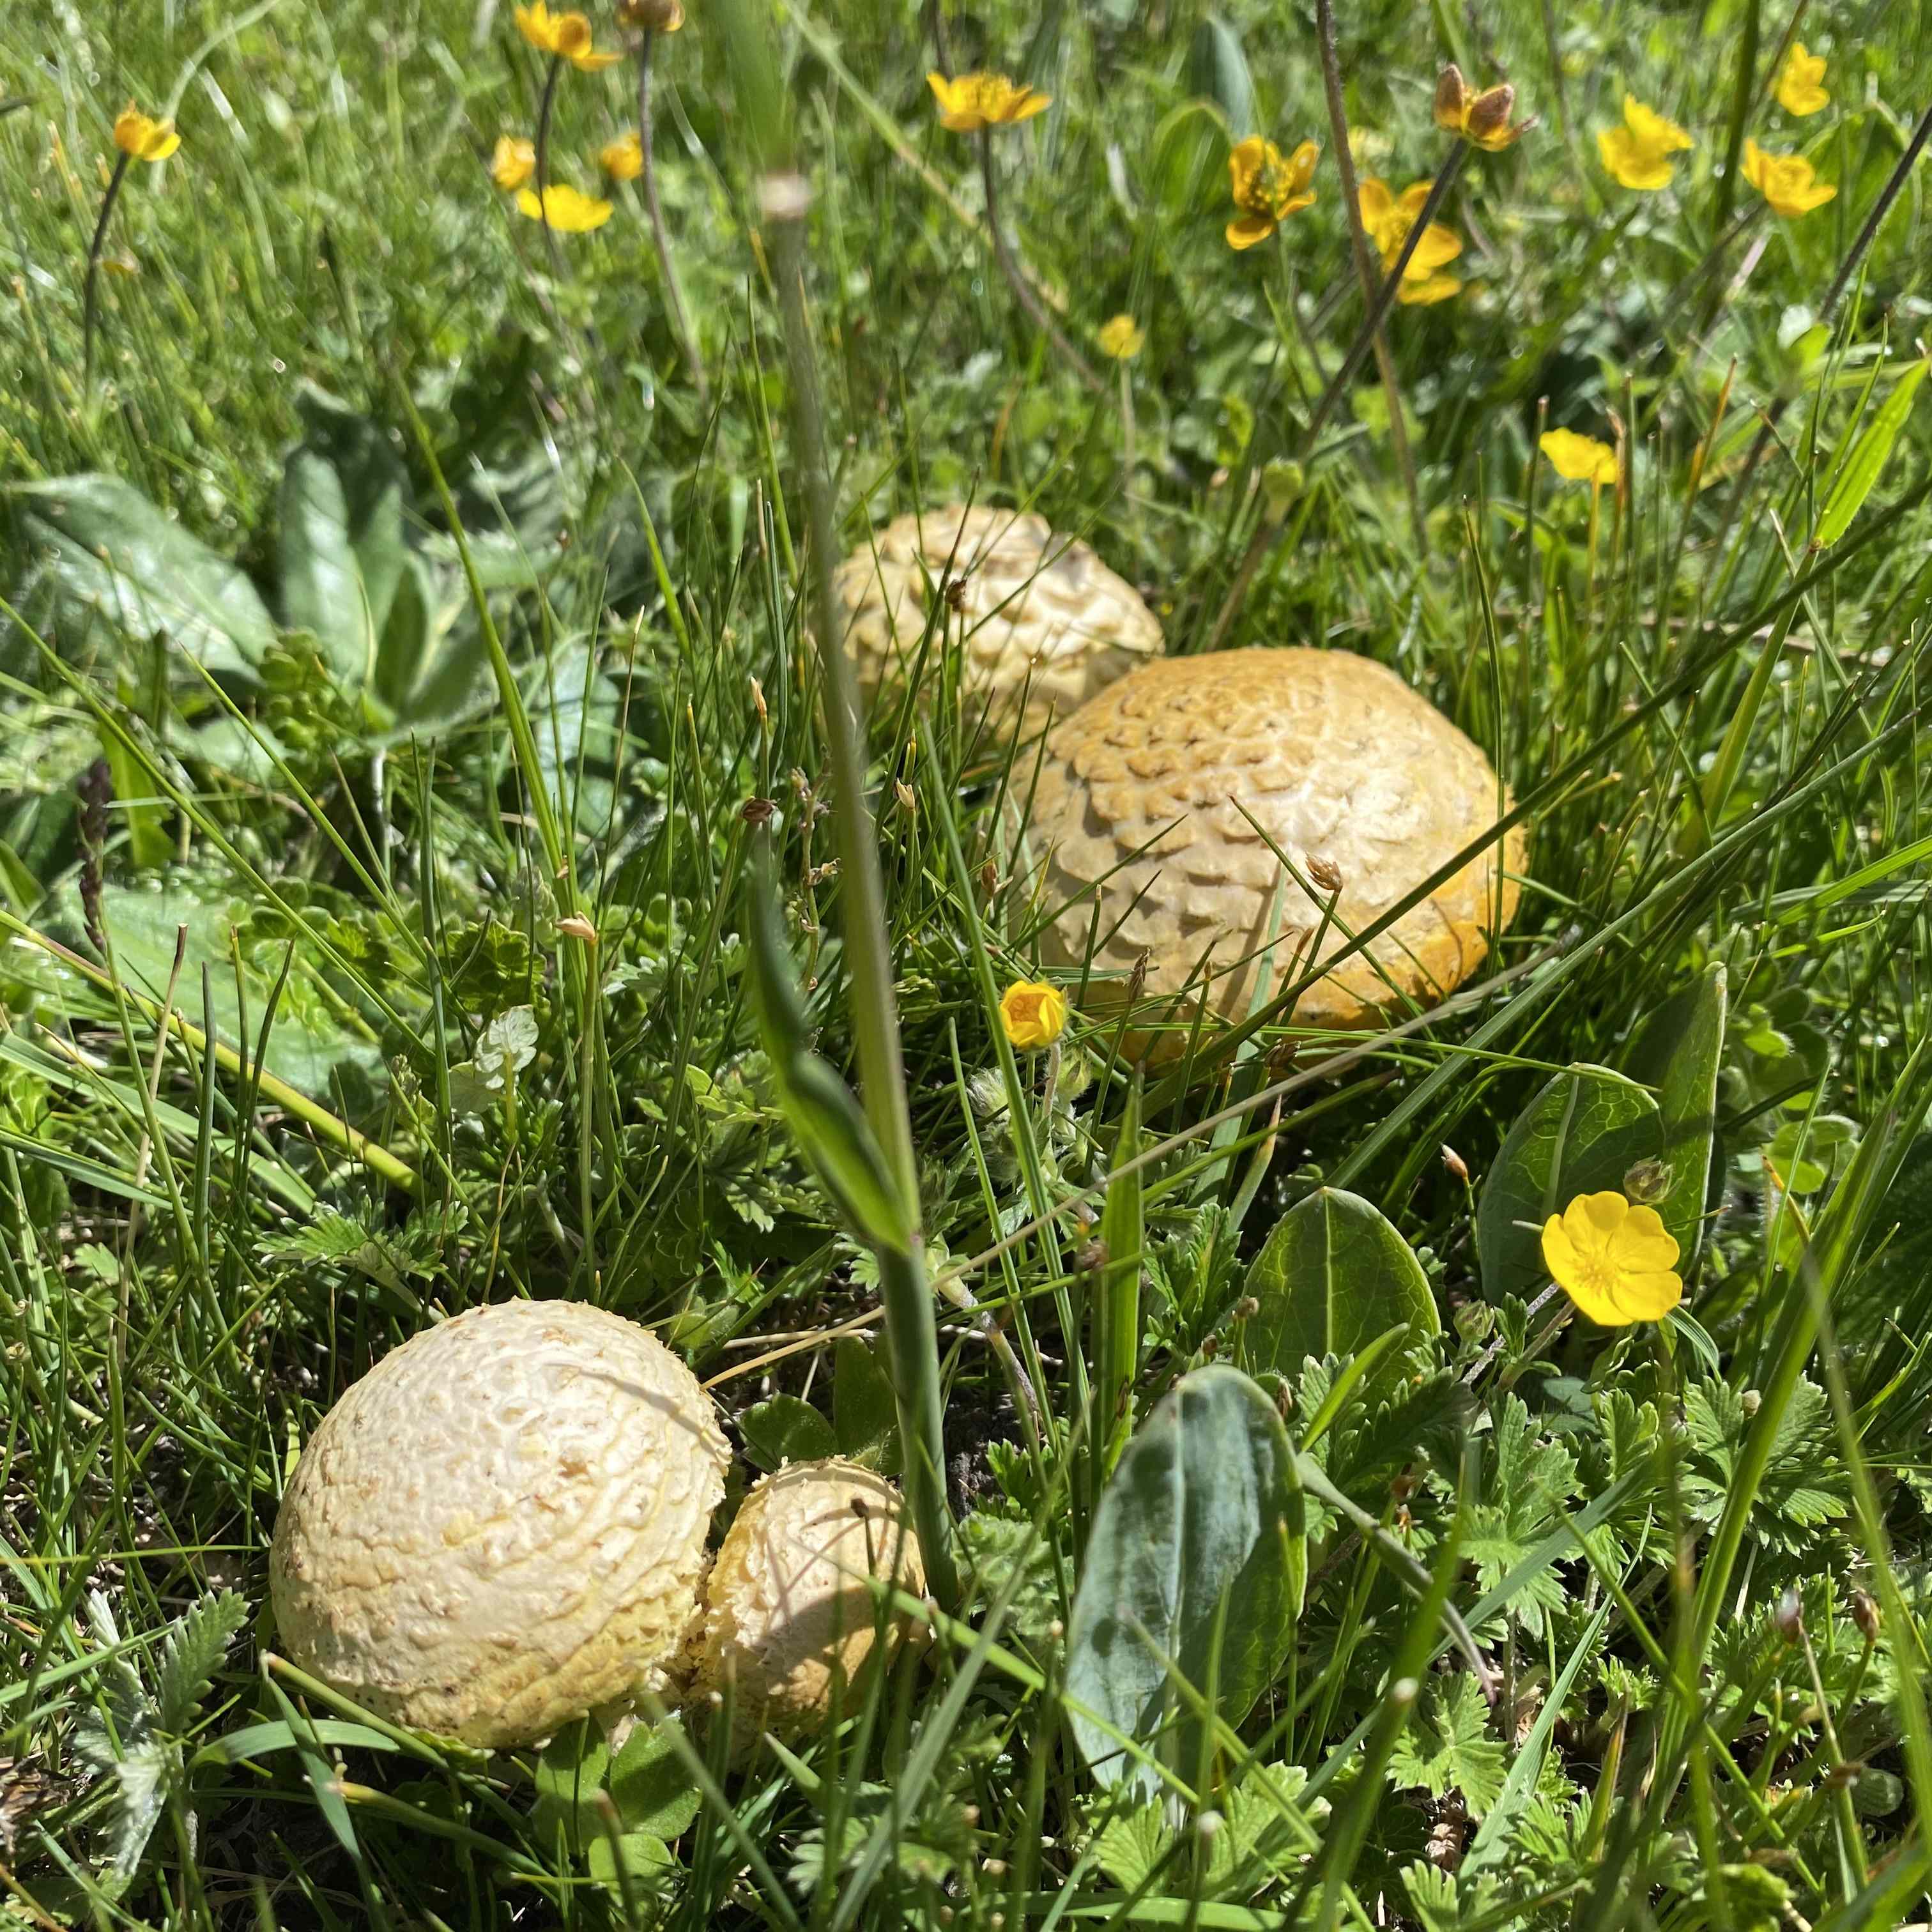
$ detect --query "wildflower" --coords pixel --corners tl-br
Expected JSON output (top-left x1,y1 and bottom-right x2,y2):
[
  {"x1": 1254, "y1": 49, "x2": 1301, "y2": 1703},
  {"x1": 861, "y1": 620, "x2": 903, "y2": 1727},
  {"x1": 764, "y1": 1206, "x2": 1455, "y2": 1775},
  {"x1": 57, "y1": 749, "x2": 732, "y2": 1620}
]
[
  {"x1": 1596, "y1": 95, "x2": 1694, "y2": 191},
  {"x1": 1433, "y1": 65, "x2": 1525, "y2": 152},
  {"x1": 1000, "y1": 980, "x2": 1068, "y2": 1050},
  {"x1": 514, "y1": 3, "x2": 622, "y2": 69},
  {"x1": 1775, "y1": 43, "x2": 1828, "y2": 116},
  {"x1": 926, "y1": 72, "x2": 1050, "y2": 134},
  {"x1": 1541, "y1": 1190, "x2": 1683, "y2": 1326},
  {"x1": 1225, "y1": 136, "x2": 1319, "y2": 250},
  {"x1": 600, "y1": 131, "x2": 644, "y2": 180},
  {"x1": 1742, "y1": 139, "x2": 1836, "y2": 218},
  {"x1": 491, "y1": 135, "x2": 536, "y2": 190},
  {"x1": 1539, "y1": 427, "x2": 1619, "y2": 485},
  {"x1": 1097, "y1": 314, "x2": 1144, "y2": 360},
  {"x1": 1358, "y1": 178, "x2": 1462, "y2": 305},
  {"x1": 113, "y1": 105, "x2": 181, "y2": 164},
  {"x1": 618, "y1": 0, "x2": 684, "y2": 27},
  {"x1": 514, "y1": 182, "x2": 615, "y2": 231}
]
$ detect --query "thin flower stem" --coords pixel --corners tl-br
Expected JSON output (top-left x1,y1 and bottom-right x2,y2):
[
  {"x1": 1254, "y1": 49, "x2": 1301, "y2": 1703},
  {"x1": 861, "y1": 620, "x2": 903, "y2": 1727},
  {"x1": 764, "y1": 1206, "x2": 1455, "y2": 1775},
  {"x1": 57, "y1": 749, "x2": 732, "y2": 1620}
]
[
  {"x1": 1205, "y1": 140, "x2": 1468, "y2": 651},
  {"x1": 1314, "y1": 0, "x2": 1425, "y2": 557},
  {"x1": 81, "y1": 152, "x2": 133, "y2": 392},
  {"x1": 977, "y1": 132, "x2": 1107, "y2": 397},
  {"x1": 637, "y1": 31, "x2": 708, "y2": 399},
  {"x1": 533, "y1": 51, "x2": 565, "y2": 275}
]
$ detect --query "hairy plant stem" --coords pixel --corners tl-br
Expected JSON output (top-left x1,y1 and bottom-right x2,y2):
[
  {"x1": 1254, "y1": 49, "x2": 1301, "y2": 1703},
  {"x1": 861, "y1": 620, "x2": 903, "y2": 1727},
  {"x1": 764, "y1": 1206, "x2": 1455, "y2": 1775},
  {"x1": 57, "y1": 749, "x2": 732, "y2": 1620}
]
[
  {"x1": 533, "y1": 51, "x2": 565, "y2": 275},
  {"x1": 768, "y1": 181, "x2": 959, "y2": 1608},
  {"x1": 978, "y1": 132, "x2": 1106, "y2": 397},
  {"x1": 81, "y1": 152, "x2": 133, "y2": 392},
  {"x1": 1314, "y1": 0, "x2": 1426, "y2": 556},
  {"x1": 636, "y1": 31, "x2": 707, "y2": 398},
  {"x1": 1207, "y1": 140, "x2": 1468, "y2": 649}
]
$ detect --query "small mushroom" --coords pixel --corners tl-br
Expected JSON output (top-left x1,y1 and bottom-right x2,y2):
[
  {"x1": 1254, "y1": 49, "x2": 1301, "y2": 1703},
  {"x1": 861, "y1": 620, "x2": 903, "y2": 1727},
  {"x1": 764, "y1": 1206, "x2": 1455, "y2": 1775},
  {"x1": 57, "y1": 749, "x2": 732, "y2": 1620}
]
[
  {"x1": 694, "y1": 1460, "x2": 926, "y2": 1757},
  {"x1": 1027, "y1": 648, "x2": 1524, "y2": 1031},
  {"x1": 270, "y1": 1301, "x2": 728, "y2": 1749},
  {"x1": 829, "y1": 503, "x2": 1162, "y2": 741}
]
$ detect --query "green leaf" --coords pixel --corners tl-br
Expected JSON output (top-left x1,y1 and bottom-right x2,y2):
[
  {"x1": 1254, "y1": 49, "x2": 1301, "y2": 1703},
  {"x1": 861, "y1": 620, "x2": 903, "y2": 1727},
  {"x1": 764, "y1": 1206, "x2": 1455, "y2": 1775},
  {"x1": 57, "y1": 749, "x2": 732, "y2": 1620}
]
[
  {"x1": 606, "y1": 1722, "x2": 701, "y2": 1840},
  {"x1": 1814, "y1": 357, "x2": 1928, "y2": 548},
  {"x1": 741, "y1": 1393, "x2": 838, "y2": 1472},
  {"x1": 1476, "y1": 1066, "x2": 1663, "y2": 1301},
  {"x1": 1242, "y1": 1188, "x2": 1439, "y2": 1383},
  {"x1": 586, "y1": 1829, "x2": 674, "y2": 1897},
  {"x1": 277, "y1": 385, "x2": 409, "y2": 689},
  {"x1": 1094, "y1": 1078, "x2": 1145, "y2": 1476},
  {"x1": 155, "y1": 1590, "x2": 250, "y2": 1731},
  {"x1": 13, "y1": 474, "x2": 277, "y2": 678},
  {"x1": 1629, "y1": 963, "x2": 1728, "y2": 1264},
  {"x1": 1386, "y1": 1673, "x2": 1506, "y2": 1815},
  {"x1": 1187, "y1": 14, "x2": 1257, "y2": 137},
  {"x1": 1065, "y1": 1365, "x2": 1300, "y2": 1799},
  {"x1": 833, "y1": 1336, "x2": 902, "y2": 1475}
]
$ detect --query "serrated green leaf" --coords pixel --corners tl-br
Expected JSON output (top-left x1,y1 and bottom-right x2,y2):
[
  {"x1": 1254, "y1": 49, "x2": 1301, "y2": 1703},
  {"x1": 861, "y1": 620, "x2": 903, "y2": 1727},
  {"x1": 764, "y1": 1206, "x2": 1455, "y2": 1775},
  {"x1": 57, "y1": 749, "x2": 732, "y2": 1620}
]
[
  {"x1": 1386, "y1": 1674, "x2": 1505, "y2": 1815},
  {"x1": 157, "y1": 1588, "x2": 250, "y2": 1731}
]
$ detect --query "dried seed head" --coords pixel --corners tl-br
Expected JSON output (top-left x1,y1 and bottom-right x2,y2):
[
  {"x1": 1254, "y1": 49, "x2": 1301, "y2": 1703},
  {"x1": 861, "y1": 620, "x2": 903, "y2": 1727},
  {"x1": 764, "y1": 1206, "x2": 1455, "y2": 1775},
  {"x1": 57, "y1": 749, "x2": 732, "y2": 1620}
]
[
  {"x1": 741, "y1": 796, "x2": 779, "y2": 828},
  {"x1": 556, "y1": 914, "x2": 599, "y2": 944},
  {"x1": 1306, "y1": 854, "x2": 1345, "y2": 894},
  {"x1": 1852, "y1": 1591, "x2": 1881, "y2": 1643}
]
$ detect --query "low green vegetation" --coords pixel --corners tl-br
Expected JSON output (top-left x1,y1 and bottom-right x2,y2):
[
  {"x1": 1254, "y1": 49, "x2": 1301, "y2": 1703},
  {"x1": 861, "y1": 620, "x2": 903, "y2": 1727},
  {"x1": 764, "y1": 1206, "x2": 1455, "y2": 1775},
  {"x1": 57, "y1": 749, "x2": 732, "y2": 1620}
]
[{"x1": 3, "y1": 0, "x2": 1931, "y2": 1926}]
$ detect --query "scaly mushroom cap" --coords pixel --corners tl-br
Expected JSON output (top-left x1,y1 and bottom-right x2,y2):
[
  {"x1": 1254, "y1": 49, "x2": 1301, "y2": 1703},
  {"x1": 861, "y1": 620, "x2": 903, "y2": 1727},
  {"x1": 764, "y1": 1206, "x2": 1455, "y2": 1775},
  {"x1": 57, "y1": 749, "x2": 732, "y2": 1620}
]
[
  {"x1": 1028, "y1": 648, "x2": 1524, "y2": 1030},
  {"x1": 695, "y1": 1460, "x2": 926, "y2": 1758},
  {"x1": 829, "y1": 503, "x2": 1162, "y2": 742},
  {"x1": 270, "y1": 1301, "x2": 728, "y2": 1749}
]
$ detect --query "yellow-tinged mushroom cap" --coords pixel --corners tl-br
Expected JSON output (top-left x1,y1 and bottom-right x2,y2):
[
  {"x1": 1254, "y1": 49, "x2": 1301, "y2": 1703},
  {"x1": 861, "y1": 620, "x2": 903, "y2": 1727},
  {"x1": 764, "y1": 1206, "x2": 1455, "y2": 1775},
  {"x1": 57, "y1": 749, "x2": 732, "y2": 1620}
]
[
  {"x1": 270, "y1": 1301, "x2": 728, "y2": 1749},
  {"x1": 828, "y1": 503, "x2": 1163, "y2": 744},
  {"x1": 695, "y1": 1460, "x2": 928, "y2": 1759},
  {"x1": 1024, "y1": 648, "x2": 1524, "y2": 1036}
]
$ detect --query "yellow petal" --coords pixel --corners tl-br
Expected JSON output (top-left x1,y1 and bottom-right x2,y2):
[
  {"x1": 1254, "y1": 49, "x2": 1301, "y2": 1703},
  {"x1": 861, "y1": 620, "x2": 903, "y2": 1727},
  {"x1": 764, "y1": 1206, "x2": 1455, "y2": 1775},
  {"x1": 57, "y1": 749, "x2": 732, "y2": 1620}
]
[
  {"x1": 1623, "y1": 95, "x2": 1693, "y2": 155},
  {"x1": 1775, "y1": 45, "x2": 1829, "y2": 116},
  {"x1": 515, "y1": 183, "x2": 614, "y2": 232},
  {"x1": 1539, "y1": 427, "x2": 1618, "y2": 484},
  {"x1": 491, "y1": 135, "x2": 536, "y2": 190},
  {"x1": 601, "y1": 132, "x2": 644, "y2": 180},
  {"x1": 1002, "y1": 88, "x2": 1051, "y2": 124},
  {"x1": 1611, "y1": 1268, "x2": 1684, "y2": 1322},
  {"x1": 1598, "y1": 125, "x2": 1676, "y2": 191},
  {"x1": 1225, "y1": 211, "x2": 1276, "y2": 250},
  {"x1": 1358, "y1": 178, "x2": 1393, "y2": 225},
  {"x1": 1396, "y1": 272, "x2": 1460, "y2": 305}
]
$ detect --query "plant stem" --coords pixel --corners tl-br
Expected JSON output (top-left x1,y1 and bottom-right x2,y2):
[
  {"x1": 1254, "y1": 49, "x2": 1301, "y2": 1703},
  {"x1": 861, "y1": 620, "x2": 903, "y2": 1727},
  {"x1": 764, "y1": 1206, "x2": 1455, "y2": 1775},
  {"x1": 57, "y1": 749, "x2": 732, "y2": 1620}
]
[
  {"x1": 1206, "y1": 140, "x2": 1467, "y2": 650},
  {"x1": 1710, "y1": 0, "x2": 1761, "y2": 250},
  {"x1": 533, "y1": 51, "x2": 564, "y2": 275},
  {"x1": 637, "y1": 30, "x2": 708, "y2": 398},
  {"x1": 1314, "y1": 0, "x2": 1426, "y2": 556},
  {"x1": 82, "y1": 152, "x2": 133, "y2": 392},
  {"x1": 767, "y1": 175, "x2": 959, "y2": 1608},
  {"x1": 977, "y1": 132, "x2": 1107, "y2": 397}
]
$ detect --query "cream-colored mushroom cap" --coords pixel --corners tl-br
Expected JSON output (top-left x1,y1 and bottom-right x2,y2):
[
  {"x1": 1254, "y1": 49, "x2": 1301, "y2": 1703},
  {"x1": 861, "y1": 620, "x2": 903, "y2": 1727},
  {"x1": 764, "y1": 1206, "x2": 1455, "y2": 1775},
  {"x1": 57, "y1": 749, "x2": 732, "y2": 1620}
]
[
  {"x1": 1027, "y1": 648, "x2": 1524, "y2": 1031},
  {"x1": 696, "y1": 1460, "x2": 926, "y2": 1758},
  {"x1": 829, "y1": 503, "x2": 1162, "y2": 742},
  {"x1": 270, "y1": 1300, "x2": 728, "y2": 1749}
]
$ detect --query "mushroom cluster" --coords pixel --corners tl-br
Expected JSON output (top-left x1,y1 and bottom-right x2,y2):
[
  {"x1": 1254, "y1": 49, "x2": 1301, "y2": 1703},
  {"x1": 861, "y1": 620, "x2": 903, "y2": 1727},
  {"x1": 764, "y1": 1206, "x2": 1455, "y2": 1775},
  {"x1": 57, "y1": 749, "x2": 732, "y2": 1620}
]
[
  {"x1": 829, "y1": 502, "x2": 1162, "y2": 742},
  {"x1": 270, "y1": 1301, "x2": 926, "y2": 1756},
  {"x1": 1025, "y1": 647, "x2": 1524, "y2": 1032}
]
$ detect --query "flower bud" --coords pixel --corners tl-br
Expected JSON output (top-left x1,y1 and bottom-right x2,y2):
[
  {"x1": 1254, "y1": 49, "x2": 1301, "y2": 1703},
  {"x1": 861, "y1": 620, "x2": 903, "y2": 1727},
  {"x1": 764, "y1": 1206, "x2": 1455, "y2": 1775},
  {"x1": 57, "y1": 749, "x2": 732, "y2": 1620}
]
[
  {"x1": 619, "y1": 0, "x2": 685, "y2": 29},
  {"x1": 1623, "y1": 1158, "x2": 1673, "y2": 1204},
  {"x1": 1773, "y1": 1589, "x2": 1804, "y2": 1641},
  {"x1": 1307, "y1": 854, "x2": 1345, "y2": 894},
  {"x1": 1852, "y1": 1590, "x2": 1881, "y2": 1643},
  {"x1": 1434, "y1": 65, "x2": 1471, "y2": 134}
]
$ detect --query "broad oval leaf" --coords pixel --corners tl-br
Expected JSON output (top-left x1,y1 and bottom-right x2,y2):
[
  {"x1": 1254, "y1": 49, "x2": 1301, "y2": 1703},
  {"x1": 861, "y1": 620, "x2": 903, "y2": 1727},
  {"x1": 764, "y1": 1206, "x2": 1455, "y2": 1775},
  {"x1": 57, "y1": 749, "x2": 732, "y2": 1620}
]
[
  {"x1": 1476, "y1": 1065, "x2": 1663, "y2": 1301},
  {"x1": 1066, "y1": 1365, "x2": 1300, "y2": 1798},
  {"x1": 14, "y1": 474, "x2": 277, "y2": 678},
  {"x1": 1242, "y1": 1187, "x2": 1439, "y2": 1383}
]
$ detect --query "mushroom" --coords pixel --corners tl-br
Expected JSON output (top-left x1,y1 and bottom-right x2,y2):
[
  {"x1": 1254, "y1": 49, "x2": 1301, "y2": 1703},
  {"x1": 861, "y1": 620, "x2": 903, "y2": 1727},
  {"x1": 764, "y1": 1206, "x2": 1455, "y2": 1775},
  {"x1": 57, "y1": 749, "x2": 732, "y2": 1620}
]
[
  {"x1": 829, "y1": 503, "x2": 1162, "y2": 741},
  {"x1": 694, "y1": 1460, "x2": 926, "y2": 1758},
  {"x1": 270, "y1": 1300, "x2": 728, "y2": 1749},
  {"x1": 1025, "y1": 648, "x2": 1524, "y2": 1031}
]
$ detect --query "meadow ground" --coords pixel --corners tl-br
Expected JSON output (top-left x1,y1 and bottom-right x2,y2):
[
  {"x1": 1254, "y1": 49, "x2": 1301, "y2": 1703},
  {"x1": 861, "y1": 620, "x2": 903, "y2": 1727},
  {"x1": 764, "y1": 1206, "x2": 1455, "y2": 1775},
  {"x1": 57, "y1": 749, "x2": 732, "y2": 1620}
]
[{"x1": 3, "y1": 0, "x2": 1932, "y2": 1926}]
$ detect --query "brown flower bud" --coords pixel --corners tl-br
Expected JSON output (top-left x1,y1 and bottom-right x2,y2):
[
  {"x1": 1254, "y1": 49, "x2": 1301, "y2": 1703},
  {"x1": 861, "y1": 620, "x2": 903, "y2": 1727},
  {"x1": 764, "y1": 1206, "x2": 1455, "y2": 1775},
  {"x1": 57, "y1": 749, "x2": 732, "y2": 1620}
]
[
  {"x1": 894, "y1": 779, "x2": 917, "y2": 816},
  {"x1": 1852, "y1": 1590, "x2": 1881, "y2": 1643},
  {"x1": 741, "y1": 796, "x2": 779, "y2": 827},
  {"x1": 1623, "y1": 1158, "x2": 1673, "y2": 1204},
  {"x1": 556, "y1": 914, "x2": 599, "y2": 944},
  {"x1": 1441, "y1": 1144, "x2": 1470, "y2": 1183},
  {"x1": 619, "y1": 0, "x2": 684, "y2": 29},
  {"x1": 749, "y1": 675, "x2": 767, "y2": 725},
  {"x1": 1307, "y1": 854, "x2": 1344, "y2": 894},
  {"x1": 1773, "y1": 1589, "x2": 1804, "y2": 1641},
  {"x1": 1465, "y1": 82, "x2": 1520, "y2": 149},
  {"x1": 1433, "y1": 65, "x2": 1471, "y2": 134}
]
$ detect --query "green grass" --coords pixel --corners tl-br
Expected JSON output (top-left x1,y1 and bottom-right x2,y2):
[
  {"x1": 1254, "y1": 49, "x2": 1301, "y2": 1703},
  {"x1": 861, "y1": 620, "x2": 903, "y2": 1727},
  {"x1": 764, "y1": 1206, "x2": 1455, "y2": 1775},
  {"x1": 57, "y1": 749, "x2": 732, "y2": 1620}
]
[{"x1": 3, "y1": 0, "x2": 1932, "y2": 1925}]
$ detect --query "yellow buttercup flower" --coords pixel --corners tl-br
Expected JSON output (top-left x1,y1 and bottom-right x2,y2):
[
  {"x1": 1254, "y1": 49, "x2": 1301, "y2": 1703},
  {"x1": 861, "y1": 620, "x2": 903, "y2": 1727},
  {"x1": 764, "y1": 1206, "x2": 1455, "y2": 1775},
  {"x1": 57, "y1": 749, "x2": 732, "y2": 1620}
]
[
  {"x1": 515, "y1": 183, "x2": 615, "y2": 231},
  {"x1": 926, "y1": 72, "x2": 1051, "y2": 134},
  {"x1": 491, "y1": 135, "x2": 536, "y2": 190},
  {"x1": 515, "y1": 3, "x2": 622, "y2": 69},
  {"x1": 1540, "y1": 428, "x2": 1619, "y2": 485},
  {"x1": 1097, "y1": 314, "x2": 1144, "y2": 360},
  {"x1": 1742, "y1": 139, "x2": 1836, "y2": 218},
  {"x1": 1000, "y1": 980, "x2": 1068, "y2": 1050},
  {"x1": 1542, "y1": 1191, "x2": 1682, "y2": 1326},
  {"x1": 1775, "y1": 43, "x2": 1828, "y2": 116},
  {"x1": 113, "y1": 105, "x2": 181, "y2": 164},
  {"x1": 1432, "y1": 65, "x2": 1524, "y2": 152},
  {"x1": 600, "y1": 132, "x2": 644, "y2": 180},
  {"x1": 1359, "y1": 179, "x2": 1462, "y2": 305},
  {"x1": 1597, "y1": 95, "x2": 1694, "y2": 191},
  {"x1": 1225, "y1": 136, "x2": 1319, "y2": 250}
]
